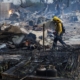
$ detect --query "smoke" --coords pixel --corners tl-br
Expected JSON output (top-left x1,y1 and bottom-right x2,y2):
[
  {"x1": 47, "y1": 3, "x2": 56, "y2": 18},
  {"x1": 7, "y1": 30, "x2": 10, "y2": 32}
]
[
  {"x1": 44, "y1": 0, "x2": 53, "y2": 3},
  {"x1": 13, "y1": 0, "x2": 21, "y2": 5},
  {"x1": 30, "y1": 0, "x2": 53, "y2": 3}
]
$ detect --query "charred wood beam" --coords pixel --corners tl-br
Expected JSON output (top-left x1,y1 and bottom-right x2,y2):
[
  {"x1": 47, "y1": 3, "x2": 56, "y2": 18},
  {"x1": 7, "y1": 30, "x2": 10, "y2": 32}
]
[{"x1": 0, "y1": 50, "x2": 32, "y2": 55}]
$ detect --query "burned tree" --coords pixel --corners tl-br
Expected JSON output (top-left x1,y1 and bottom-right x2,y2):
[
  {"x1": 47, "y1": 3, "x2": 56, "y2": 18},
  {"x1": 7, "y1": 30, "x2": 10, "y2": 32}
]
[
  {"x1": 20, "y1": 0, "x2": 34, "y2": 8},
  {"x1": 67, "y1": 0, "x2": 70, "y2": 7}
]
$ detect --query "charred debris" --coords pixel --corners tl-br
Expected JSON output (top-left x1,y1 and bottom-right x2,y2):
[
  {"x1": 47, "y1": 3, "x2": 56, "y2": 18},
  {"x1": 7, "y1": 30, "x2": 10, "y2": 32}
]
[
  {"x1": 0, "y1": 1, "x2": 80, "y2": 80},
  {"x1": 0, "y1": 22, "x2": 79, "y2": 80}
]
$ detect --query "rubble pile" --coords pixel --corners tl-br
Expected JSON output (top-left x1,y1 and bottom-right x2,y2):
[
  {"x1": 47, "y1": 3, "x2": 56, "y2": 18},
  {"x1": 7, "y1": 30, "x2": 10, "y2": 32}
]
[
  {"x1": 0, "y1": 1, "x2": 80, "y2": 80},
  {"x1": 1, "y1": 46, "x2": 80, "y2": 80},
  {"x1": 0, "y1": 23, "x2": 44, "y2": 51},
  {"x1": 0, "y1": 22, "x2": 79, "y2": 80}
]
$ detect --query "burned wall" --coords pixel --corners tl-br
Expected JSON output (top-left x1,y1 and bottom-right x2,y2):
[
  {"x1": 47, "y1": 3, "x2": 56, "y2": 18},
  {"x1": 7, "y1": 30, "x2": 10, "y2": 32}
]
[{"x1": 0, "y1": 2, "x2": 10, "y2": 19}]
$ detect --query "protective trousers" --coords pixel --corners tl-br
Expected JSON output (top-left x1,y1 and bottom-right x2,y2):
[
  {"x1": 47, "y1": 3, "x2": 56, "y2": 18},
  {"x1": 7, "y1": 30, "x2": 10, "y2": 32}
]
[{"x1": 53, "y1": 33, "x2": 66, "y2": 48}]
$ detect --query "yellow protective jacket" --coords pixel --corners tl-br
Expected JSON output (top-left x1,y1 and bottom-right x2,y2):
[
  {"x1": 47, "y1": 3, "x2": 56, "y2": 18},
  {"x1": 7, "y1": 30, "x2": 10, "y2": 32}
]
[
  {"x1": 53, "y1": 16, "x2": 62, "y2": 35},
  {"x1": 55, "y1": 21, "x2": 62, "y2": 35}
]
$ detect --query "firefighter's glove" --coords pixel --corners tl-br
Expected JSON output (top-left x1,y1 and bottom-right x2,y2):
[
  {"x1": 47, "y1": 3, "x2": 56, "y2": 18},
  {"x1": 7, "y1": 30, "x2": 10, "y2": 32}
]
[{"x1": 53, "y1": 32, "x2": 56, "y2": 35}]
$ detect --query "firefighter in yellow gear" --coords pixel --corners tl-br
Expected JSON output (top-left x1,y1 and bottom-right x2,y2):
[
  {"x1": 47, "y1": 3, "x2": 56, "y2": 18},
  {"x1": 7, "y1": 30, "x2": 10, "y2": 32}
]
[
  {"x1": 52, "y1": 16, "x2": 67, "y2": 49},
  {"x1": 53, "y1": 16, "x2": 62, "y2": 35}
]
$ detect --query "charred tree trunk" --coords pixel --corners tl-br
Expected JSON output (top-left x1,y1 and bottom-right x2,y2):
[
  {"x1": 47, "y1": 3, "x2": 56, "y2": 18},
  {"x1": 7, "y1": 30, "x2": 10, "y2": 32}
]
[
  {"x1": 20, "y1": 0, "x2": 34, "y2": 8},
  {"x1": 67, "y1": 0, "x2": 70, "y2": 7}
]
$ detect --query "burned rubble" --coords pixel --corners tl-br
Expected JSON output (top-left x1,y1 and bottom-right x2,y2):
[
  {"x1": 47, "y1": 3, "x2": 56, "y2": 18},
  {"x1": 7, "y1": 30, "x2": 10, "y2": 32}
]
[
  {"x1": 0, "y1": 23, "x2": 79, "y2": 80},
  {"x1": 1, "y1": 45, "x2": 80, "y2": 80},
  {"x1": 0, "y1": 1, "x2": 80, "y2": 80}
]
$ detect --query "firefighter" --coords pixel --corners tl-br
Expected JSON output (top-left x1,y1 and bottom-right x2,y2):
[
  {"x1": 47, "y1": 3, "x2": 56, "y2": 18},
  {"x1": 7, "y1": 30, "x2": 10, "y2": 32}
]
[{"x1": 52, "y1": 16, "x2": 67, "y2": 49}]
